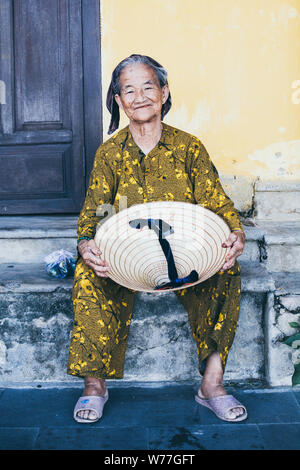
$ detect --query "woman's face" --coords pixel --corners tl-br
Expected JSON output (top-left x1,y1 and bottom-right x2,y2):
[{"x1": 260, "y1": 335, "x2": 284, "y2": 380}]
[{"x1": 114, "y1": 63, "x2": 169, "y2": 125}]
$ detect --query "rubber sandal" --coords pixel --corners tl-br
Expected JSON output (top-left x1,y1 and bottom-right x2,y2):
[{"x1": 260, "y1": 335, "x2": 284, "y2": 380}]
[
  {"x1": 195, "y1": 393, "x2": 247, "y2": 422},
  {"x1": 73, "y1": 390, "x2": 109, "y2": 423}
]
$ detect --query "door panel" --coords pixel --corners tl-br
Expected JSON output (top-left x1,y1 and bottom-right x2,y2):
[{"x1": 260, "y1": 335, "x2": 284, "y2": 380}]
[
  {"x1": 14, "y1": 0, "x2": 66, "y2": 129},
  {"x1": 0, "y1": 0, "x2": 89, "y2": 214},
  {"x1": 0, "y1": 144, "x2": 72, "y2": 194}
]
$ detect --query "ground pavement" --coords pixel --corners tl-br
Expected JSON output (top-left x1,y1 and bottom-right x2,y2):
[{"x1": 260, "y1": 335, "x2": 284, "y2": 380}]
[{"x1": 0, "y1": 382, "x2": 300, "y2": 451}]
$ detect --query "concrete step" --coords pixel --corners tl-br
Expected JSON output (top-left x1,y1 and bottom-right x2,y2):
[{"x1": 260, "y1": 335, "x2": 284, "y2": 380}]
[
  {"x1": 254, "y1": 221, "x2": 300, "y2": 273},
  {"x1": 0, "y1": 215, "x2": 267, "y2": 264},
  {"x1": 0, "y1": 260, "x2": 276, "y2": 386},
  {"x1": 0, "y1": 215, "x2": 78, "y2": 264},
  {"x1": 1, "y1": 216, "x2": 299, "y2": 273},
  {"x1": 254, "y1": 181, "x2": 300, "y2": 222}
]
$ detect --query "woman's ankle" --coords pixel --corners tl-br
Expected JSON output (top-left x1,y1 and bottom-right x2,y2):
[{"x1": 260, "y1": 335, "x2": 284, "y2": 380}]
[{"x1": 84, "y1": 377, "x2": 107, "y2": 395}]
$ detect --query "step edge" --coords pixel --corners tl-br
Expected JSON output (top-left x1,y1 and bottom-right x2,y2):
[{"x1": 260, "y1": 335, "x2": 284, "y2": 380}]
[{"x1": 0, "y1": 261, "x2": 277, "y2": 294}]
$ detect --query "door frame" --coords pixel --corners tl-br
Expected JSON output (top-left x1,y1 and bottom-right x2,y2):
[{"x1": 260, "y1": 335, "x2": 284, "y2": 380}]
[{"x1": 82, "y1": 0, "x2": 103, "y2": 190}]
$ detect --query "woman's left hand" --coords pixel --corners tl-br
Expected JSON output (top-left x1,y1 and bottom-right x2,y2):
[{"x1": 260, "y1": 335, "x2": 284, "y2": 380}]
[{"x1": 221, "y1": 231, "x2": 246, "y2": 270}]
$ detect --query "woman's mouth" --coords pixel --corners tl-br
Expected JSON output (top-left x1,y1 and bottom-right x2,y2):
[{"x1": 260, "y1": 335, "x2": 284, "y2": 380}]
[{"x1": 134, "y1": 104, "x2": 151, "y2": 109}]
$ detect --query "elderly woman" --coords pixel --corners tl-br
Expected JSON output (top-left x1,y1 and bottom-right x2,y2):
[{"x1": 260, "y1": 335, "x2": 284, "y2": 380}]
[{"x1": 67, "y1": 54, "x2": 247, "y2": 423}]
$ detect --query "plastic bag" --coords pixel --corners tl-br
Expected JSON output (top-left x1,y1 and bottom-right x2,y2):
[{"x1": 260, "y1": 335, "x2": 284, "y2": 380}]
[{"x1": 44, "y1": 249, "x2": 76, "y2": 278}]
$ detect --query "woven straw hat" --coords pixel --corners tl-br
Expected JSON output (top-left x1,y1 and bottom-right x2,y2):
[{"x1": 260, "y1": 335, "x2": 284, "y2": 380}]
[{"x1": 94, "y1": 201, "x2": 231, "y2": 293}]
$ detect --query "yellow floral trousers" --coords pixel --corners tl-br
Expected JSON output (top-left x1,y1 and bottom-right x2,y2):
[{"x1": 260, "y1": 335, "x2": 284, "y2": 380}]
[{"x1": 67, "y1": 257, "x2": 241, "y2": 380}]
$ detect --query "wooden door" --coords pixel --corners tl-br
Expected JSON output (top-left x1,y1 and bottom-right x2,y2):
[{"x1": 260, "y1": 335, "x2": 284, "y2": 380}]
[{"x1": 0, "y1": 0, "x2": 102, "y2": 214}]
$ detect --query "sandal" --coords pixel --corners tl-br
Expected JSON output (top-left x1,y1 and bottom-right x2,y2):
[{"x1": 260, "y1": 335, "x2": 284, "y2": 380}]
[
  {"x1": 73, "y1": 390, "x2": 109, "y2": 423},
  {"x1": 195, "y1": 392, "x2": 247, "y2": 422}
]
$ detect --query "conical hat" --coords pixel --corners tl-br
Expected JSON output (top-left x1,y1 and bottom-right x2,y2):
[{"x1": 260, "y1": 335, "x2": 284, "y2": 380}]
[{"x1": 94, "y1": 201, "x2": 230, "y2": 293}]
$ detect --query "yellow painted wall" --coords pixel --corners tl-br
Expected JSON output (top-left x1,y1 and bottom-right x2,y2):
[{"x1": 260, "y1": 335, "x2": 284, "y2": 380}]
[{"x1": 100, "y1": 0, "x2": 300, "y2": 182}]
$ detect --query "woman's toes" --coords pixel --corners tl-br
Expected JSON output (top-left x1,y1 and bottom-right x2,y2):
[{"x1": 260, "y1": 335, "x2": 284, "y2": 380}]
[
  {"x1": 76, "y1": 409, "x2": 98, "y2": 421},
  {"x1": 77, "y1": 410, "x2": 87, "y2": 420},
  {"x1": 88, "y1": 410, "x2": 97, "y2": 420},
  {"x1": 233, "y1": 407, "x2": 244, "y2": 418},
  {"x1": 84, "y1": 410, "x2": 90, "y2": 420},
  {"x1": 225, "y1": 407, "x2": 244, "y2": 420},
  {"x1": 226, "y1": 410, "x2": 237, "y2": 420}
]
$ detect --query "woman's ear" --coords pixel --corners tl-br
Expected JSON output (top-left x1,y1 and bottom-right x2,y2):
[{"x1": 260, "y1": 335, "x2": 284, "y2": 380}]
[
  {"x1": 162, "y1": 85, "x2": 170, "y2": 105},
  {"x1": 114, "y1": 94, "x2": 124, "y2": 111}
]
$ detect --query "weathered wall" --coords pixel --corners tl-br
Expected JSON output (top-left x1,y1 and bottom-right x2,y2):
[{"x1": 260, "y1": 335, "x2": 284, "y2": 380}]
[
  {"x1": 0, "y1": 281, "x2": 267, "y2": 384},
  {"x1": 100, "y1": 0, "x2": 300, "y2": 208}
]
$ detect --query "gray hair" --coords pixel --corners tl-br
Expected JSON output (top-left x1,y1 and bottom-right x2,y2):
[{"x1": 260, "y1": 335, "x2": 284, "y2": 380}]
[
  {"x1": 111, "y1": 55, "x2": 168, "y2": 95},
  {"x1": 106, "y1": 54, "x2": 172, "y2": 134}
]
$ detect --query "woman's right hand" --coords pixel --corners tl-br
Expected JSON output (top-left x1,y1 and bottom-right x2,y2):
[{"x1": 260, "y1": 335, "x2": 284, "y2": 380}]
[{"x1": 78, "y1": 239, "x2": 110, "y2": 277}]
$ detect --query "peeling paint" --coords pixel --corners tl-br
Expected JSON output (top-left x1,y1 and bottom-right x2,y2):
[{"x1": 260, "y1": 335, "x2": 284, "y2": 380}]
[
  {"x1": 166, "y1": 101, "x2": 211, "y2": 135},
  {"x1": 275, "y1": 4, "x2": 300, "y2": 28},
  {"x1": 248, "y1": 140, "x2": 300, "y2": 180}
]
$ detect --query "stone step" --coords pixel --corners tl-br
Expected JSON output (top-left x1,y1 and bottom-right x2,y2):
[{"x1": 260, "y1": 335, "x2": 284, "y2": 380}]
[
  {"x1": 0, "y1": 215, "x2": 78, "y2": 264},
  {"x1": 254, "y1": 181, "x2": 300, "y2": 222},
  {"x1": 254, "y1": 221, "x2": 300, "y2": 273},
  {"x1": 0, "y1": 260, "x2": 275, "y2": 386},
  {"x1": 0, "y1": 216, "x2": 298, "y2": 271},
  {"x1": 0, "y1": 215, "x2": 265, "y2": 264}
]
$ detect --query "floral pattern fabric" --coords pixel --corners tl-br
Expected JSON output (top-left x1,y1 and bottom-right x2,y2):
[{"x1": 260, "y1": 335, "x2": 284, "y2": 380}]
[{"x1": 67, "y1": 123, "x2": 243, "y2": 379}]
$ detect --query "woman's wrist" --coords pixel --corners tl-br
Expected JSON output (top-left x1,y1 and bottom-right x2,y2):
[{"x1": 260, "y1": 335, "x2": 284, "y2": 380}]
[
  {"x1": 77, "y1": 238, "x2": 91, "y2": 257},
  {"x1": 77, "y1": 236, "x2": 92, "y2": 244},
  {"x1": 232, "y1": 230, "x2": 246, "y2": 243}
]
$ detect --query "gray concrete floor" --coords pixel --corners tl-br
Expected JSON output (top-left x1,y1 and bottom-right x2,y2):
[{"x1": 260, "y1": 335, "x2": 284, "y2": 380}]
[{"x1": 0, "y1": 383, "x2": 300, "y2": 451}]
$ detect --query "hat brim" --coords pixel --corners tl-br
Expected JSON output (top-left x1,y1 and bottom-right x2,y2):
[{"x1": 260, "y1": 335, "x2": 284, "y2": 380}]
[{"x1": 94, "y1": 201, "x2": 231, "y2": 293}]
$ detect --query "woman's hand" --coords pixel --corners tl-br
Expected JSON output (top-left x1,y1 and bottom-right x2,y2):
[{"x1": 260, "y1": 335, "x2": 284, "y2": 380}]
[
  {"x1": 221, "y1": 231, "x2": 246, "y2": 271},
  {"x1": 78, "y1": 239, "x2": 110, "y2": 277}
]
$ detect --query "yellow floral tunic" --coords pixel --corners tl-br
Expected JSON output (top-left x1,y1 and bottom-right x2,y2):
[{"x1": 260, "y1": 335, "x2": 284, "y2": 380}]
[{"x1": 67, "y1": 122, "x2": 243, "y2": 380}]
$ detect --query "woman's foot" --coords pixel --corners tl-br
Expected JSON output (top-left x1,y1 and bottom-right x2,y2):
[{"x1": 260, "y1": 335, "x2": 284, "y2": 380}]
[
  {"x1": 198, "y1": 352, "x2": 244, "y2": 420},
  {"x1": 76, "y1": 377, "x2": 107, "y2": 421}
]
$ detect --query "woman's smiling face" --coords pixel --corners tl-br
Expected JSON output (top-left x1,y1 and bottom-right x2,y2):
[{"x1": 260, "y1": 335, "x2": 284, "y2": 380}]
[{"x1": 114, "y1": 63, "x2": 169, "y2": 124}]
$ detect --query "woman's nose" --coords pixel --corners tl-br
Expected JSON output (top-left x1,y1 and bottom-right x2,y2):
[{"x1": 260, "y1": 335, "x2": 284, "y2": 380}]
[{"x1": 134, "y1": 88, "x2": 146, "y2": 102}]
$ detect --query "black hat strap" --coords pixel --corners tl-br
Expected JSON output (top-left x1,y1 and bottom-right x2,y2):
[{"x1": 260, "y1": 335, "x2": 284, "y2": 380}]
[{"x1": 129, "y1": 218, "x2": 198, "y2": 290}]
